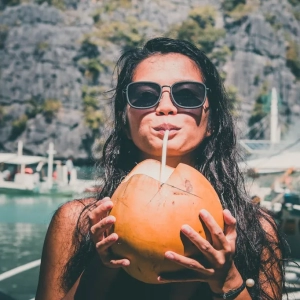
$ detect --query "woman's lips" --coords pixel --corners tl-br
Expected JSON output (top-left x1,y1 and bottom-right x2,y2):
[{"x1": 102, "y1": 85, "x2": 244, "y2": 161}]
[{"x1": 152, "y1": 126, "x2": 181, "y2": 138}]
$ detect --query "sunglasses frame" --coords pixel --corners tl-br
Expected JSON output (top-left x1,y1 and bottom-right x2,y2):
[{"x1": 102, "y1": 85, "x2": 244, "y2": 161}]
[{"x1": 125, "y1": 81, "x2": 209, "y2": 109}]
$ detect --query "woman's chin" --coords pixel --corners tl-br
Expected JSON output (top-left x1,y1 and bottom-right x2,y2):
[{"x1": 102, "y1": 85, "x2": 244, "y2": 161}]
[{"x1": 141, "y1": 148, "x2": 193, "y2": 164}]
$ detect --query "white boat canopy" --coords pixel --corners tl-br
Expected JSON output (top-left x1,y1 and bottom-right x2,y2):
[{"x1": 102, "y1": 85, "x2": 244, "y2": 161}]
[
  {"x1": 0, "y1": 154, "x2": 47, "y2": 165},
  {"x1": 240, "y1": 151, "x2": 300, "y2": 174},
  {"x1": 0, "y1": 153, "x2": 17, "y2": 163}
]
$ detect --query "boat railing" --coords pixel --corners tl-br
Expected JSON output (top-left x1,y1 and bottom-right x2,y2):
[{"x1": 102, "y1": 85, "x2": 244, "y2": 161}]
[{"x1": 0, "y1": 259, "x2": 40, "y2": 300}]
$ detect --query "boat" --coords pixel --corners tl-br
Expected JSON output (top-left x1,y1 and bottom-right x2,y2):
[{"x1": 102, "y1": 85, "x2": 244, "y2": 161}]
[
  {"x1": 242, "y1": 160, "x2": 300, "y2": 258},
  {"x1": 0, "y1": 141, "x2": 97, "y2": 196},
  {"x1": 239, "y1": 87, "x2": 300, "y2": 259}
]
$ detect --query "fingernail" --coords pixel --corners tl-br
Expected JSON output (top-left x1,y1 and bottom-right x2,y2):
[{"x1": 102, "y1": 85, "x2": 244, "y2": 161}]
[
  {"x1": 200, "y1": 209, "x2": 208, "y2": 217},
  {"x1": 108, "y1": 233, "x2": 118, "y2": 241},
  {"x1": 122, "y1": 260, "x2": 130, "y2": 266},
  {"x1": 181, "y1": 225, "x2": 191, "y2": 234},
  {"x1": 165, "y1": 252, "x2": 174, "y2": 259},
  {"x1": 227, "y1": 210, "x2": 232, "y2": 216}
]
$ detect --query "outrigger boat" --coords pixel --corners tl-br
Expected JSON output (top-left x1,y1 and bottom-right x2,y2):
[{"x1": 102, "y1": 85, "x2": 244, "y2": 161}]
[
  {"x1": 0, "y1": 141, "x2": 96, "y2": 196},
  {"x1": 241, "y1": 155, "x2": 300, "y2": 259},
  {"x1": 239, "y1": 87, "x2": 300, "y2": 259}
]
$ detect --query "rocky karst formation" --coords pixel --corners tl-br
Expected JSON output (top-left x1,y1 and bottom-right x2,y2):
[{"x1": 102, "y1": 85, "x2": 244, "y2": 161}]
[{"x1": 0, "y1": 0, "x2": 299, "y2": 161}]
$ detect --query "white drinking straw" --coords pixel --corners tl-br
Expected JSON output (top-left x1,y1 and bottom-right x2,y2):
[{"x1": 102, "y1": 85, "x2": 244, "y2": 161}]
[{"x1": 160, "y1": 130, "x2": 169, "y2": 183}]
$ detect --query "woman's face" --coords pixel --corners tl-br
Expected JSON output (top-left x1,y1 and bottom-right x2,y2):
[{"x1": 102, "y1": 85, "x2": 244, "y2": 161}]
[{"x1": 126, "y1": 53, "x2": 211, "y2": 165}]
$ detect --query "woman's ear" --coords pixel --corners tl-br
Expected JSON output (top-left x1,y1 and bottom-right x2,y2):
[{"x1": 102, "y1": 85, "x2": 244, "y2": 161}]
[
  {"x1": 205, "y1": 128, "x2": 212, "y2": 138},
  {"x1": 205, "y1": 122, "x2": 213, "y2": 138},
  {"x1": 203, "y1": 105, "x2": 210, "y2": 113}
]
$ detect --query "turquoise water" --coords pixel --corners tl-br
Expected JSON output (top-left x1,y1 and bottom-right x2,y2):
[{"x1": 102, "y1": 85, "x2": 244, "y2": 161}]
[
  {"x1": 0, "y1": 194, "x2": 69, "y2": 300},
  {"x1": 0, "y1": 195, "x2": 66, "y2": 224}
]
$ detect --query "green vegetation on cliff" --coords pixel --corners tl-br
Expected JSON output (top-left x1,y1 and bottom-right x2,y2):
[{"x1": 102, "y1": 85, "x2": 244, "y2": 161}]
[
  {"x1": 92, "y1": 17, "x2": 153, "y2": 51},
  {"x1": 226, "y1": 85, "x2": 242, "y2": 117},
  {"x1": 286, "y1": 39, "x2": 300, "y2": 80},
  {"x1": 168, "y1": 6, "x2": 226, "y2": 57},
  {"x1": 1, "y1": 0, "x2": 20, "y2": 8},
  {"x1": 82, "y1": 86, "x2": 106, "y2": 133},
  {"x1": 222, "y1": 0, "x2": 246, "y2": 12},
  {"x1": 0, "y1": 25, "x2": 9, "y2": 49},
  {"x1": 248, "y1": 82, "x2": 270, "y2": 139},
  {"x1": 222, "y1": 0, "x2": 257, "y2": 20},
  {"x1": 42, "y1": 99, "x2": 62, "y2": 121},
  {"x1": 6, "y1": 98, "x2": 62, "y2": 140},
  {"x1": 0, "y1": 105, "x2": 5, "y2": 124},
  {"x1": 34, "y1": 0, "x2": 65, "y2": 10},
  {"x1": 287, "y1": 0, "x2": 299, "y2": 6},
  {"x1": 10, "y1": 114, "x2": 28, "y2": 139}
]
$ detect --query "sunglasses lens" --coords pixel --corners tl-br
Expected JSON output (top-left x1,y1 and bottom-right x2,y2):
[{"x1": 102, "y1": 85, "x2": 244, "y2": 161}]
[
  {"x1": 172, "y1": 82, "x2": 206, "y2": 108},
  {"x1": 127, "y1": 82, "x2": 160, "y2": 108}
]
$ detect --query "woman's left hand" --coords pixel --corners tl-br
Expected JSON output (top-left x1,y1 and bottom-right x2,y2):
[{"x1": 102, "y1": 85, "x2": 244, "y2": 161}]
[{"x1": 158, "y1": 209, "x2": 241, "y2": 292}]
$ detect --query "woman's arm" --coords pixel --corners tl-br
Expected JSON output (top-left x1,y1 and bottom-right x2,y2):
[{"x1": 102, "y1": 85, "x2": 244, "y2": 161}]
[
  {"x1": 159, "y1": 208, "x2": 286, "y2": 299},
  {"x1": 35, "y1": 199, "x2": 91, "y2": 300},
  {"x1": 207, "y1": 210, "x2": 285, "y2": 300},
  {"x1": 62, "y1": 197, "x2": 131, "y2": 300},
  {"x1": 259, "y1": 212, "x2": 284, "y2": 300},
  {"x1": 158, "y1": 209, "x2": 252, "y2": 299}
]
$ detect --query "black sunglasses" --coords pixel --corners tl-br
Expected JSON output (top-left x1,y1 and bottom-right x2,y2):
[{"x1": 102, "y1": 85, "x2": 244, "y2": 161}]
[{"x1": 125, "y1": 81, "x2": 209, "y2": 109}]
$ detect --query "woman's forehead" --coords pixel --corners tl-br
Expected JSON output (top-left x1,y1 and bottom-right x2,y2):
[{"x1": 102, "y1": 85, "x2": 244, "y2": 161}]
[{"x1": 132, "y1": 53, "x2": 204, "y2": 83}]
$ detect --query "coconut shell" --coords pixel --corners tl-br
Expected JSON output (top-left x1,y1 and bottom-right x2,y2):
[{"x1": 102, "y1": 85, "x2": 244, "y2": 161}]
[{"x1": 109, "y1": 159, "x2": 223, "y2": 284}]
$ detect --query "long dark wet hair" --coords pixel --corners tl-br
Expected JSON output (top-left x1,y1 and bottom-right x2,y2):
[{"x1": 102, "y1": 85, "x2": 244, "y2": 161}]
[{"x1": 62, "y1": 37, "x2": 290, "y2": 299}]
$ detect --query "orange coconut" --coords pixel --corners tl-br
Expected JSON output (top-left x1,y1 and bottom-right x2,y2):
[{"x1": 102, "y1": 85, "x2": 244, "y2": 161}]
[{"x1": 109, "y1": 159, "x2": 223, "y2": 284}]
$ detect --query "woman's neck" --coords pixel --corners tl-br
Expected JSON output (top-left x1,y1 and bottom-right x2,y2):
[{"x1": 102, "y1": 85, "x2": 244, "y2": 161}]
[{"x1": 138, "y1": 153, "x2": 195, "y2": 168}]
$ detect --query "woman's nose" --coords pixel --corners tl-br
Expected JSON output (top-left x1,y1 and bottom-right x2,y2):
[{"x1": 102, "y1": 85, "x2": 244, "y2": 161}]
[{"x1": 155, "y1": 89, "x2": 177, "y2": 115}]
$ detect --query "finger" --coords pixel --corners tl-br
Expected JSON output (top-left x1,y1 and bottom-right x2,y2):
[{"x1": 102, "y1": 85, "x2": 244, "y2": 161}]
[
  {"x1": 223, "y1": 209, "x2": 236, "y2": 230},
  {"x1": 95, "y1": 233, "x2": 117, "y2": 263},
  {"x1": 158, "y1": 267, "x2": 214, "y2": 283},
  {"x1": 223, "y1": 209, "x2": 237, "y2": 250},
  {"x1": 88, "y1": 199, "x2": 113, "y2": 226},
  {"x1": 95, "y1": 233, "x2": 130, "y2": 268},
  {"x1": 109, "y1": 259, "x2": 130, "y2": 268},
  {"x1": 199, "y1": 209, "x2": 229, "y2": 251},
  {"x1": 158, "y1": 276, "x2": 205, "y2": 283},
  {"x1": 181, "y1": 224, "x2": 219, "y2": 263},
  {"x1": 90, "y1": 215, "x2": 116, "y2": 243},
  {"x1": 96, "y1": 232, "x2": 118, "y2": 253},
  {"x1": 96, "y1": 197, "x2": 111, "y2": 206},
  {"x1": 164, "y1": 251, "x2": 214, "y2": 276},
  {"x1": 89, "y1": 197, "x2": 111, "y2": 210},
  {"x1": 89, "y1": 197, "x2": 111, "y2": 209}
]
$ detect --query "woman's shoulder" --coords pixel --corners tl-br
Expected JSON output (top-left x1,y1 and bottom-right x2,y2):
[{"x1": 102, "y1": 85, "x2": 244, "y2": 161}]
[
  {"x1": 57, "y1": 197, "x2": 96, "y2": 213},
  {"x1": 52, "y1": 197, "x2": 96, "y2": 227},
  {"x1": 45, "y1": 197, "x2": 97, "y2": 254},
  {"x1": 44, "y1": 197, "x2": 97, "y2": 253},
  {"x1": 36, "y1": 197, "x2": 97, "y2": 300},
  {"x1": 258, "y1": 208, "x2": 278, "y2": 235}
]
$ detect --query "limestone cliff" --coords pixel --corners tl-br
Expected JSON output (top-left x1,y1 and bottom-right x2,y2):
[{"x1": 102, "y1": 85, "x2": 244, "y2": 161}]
[{"x1": 0, "y1": 0, "x2": 299, "y2": 161}]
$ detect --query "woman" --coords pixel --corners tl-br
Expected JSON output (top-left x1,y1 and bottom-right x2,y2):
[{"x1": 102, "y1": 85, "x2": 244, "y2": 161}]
[{"x1": 36, "y1": 37, "x2": 289, "y2": 300}]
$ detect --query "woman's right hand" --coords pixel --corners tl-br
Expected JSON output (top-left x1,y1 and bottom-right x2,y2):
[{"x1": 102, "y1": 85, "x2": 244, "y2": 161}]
[{"x1": 88, "y1": 197, "x2": 130, "y2": 268}]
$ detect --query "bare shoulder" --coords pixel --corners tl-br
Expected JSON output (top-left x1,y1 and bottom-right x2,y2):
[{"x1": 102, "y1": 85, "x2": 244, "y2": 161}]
[
  {"x1": 51, "y1": 198, "x2": 95, "y2": 229},
  {"x1": 35, "y1": 198, "x2": 96, "y2": 300},
  {"x1": 258, "y1": 208, "x2": 279, "y2": 241},
  {"x1": 47, "y1": 198, "x2": 95, "y2": 243},
  {"x1": 258, "y1": 208, "x2": 284, "y2": 300}
]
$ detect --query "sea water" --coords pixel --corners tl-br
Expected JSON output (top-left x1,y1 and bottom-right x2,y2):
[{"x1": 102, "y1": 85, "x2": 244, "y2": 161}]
[{"x1": 0, "y1": 193, "x2": 68, "y2": 300}]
